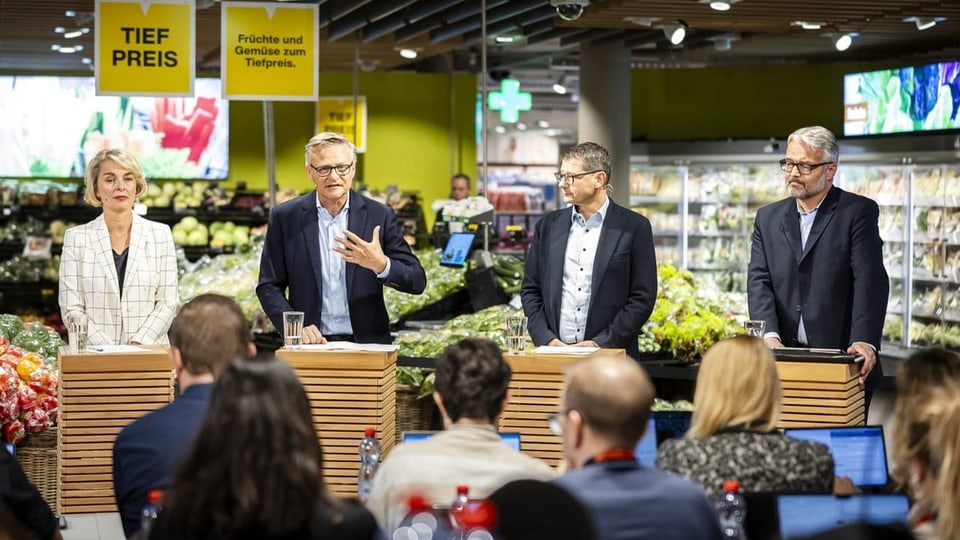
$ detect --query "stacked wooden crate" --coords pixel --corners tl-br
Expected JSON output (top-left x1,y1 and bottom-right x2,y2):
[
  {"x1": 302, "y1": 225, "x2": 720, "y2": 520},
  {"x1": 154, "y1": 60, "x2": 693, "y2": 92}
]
[
  {"x1": 58, "y1": 347, "x2": 173, "y2": 514},
  {"x1": 277, "y1": 349, "x2": 397, "y2": 498}
]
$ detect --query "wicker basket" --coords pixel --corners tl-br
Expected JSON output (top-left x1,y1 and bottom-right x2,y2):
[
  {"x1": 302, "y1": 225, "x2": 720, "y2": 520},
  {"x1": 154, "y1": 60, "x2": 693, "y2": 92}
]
[
  {"x1": 16, "y1": 428, "x2": 58, "y2": 516},
  {"x1": 395, "y1": 384, "x2": 437, "y2": 443}
]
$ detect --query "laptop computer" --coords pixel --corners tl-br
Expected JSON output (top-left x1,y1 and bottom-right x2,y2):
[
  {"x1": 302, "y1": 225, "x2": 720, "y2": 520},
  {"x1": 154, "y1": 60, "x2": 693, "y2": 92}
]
[
  {"x1": 776, "y1": 494, "x2": 910, "y2": 539},
  {"x1": 784, "y1": 426, "x2": 889, "y2": 489},
  {"x1": 401, "y1": 430, "x2": 522, "y2": 452},
  {"x1": 439, "y1": 232, "x2": 476, "y2": 268},
  {"x1": 634, "y1": 411, "x2": 693, "y2": 466}
]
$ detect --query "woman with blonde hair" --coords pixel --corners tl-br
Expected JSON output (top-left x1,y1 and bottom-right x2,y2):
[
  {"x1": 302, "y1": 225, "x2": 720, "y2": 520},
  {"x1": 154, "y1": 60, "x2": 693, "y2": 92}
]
[
  {"x1": 655, "y1": 335, "x2": 834, "y2": 499},
  {"x1": 891, "y1": 348, "x2": 960, "y2": 540},
  {"x1": 59, "y1": 148, "x2": 178, "y2": 346}
]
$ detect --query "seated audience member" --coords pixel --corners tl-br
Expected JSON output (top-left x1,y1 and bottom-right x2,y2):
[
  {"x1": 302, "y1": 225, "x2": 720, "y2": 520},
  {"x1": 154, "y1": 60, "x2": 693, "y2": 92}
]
[
  {"x1": 150, "y1": 357, "x2": 378, "y2": 540},
  {"x1": 0, "y1": 448, "x2": 61, "y2": 540},
  {"x1": 552, "y1": 353, "x2": 722, "y2": 540},
  {"x1": 890, "y1": 348, "x2": 960, "y2": 540},
  {"x1": 113, "y1": 294, "x2": 255, "y2": 538},
  {"x1": 488, "y1": 479, "x2": 595, "y2": 540},
  {"x1": 656, "y1": 335, "x2": 834, "y2": 499},
  {"x1": 366, "y1": 338, "x2": 554, "y2": 532}
]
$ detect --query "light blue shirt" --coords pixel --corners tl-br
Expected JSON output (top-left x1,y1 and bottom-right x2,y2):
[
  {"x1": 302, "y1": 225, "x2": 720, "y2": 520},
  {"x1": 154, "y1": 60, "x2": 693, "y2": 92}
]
[
  {"x1": 317, "y1": 198, "x2": 353, "y2": 335},
  {"x1": 558, "y1": 198, "x2": 609, "y2": 343},
  {"x1": 796, "y1": 199, "x2": 822, "y2": 345}
]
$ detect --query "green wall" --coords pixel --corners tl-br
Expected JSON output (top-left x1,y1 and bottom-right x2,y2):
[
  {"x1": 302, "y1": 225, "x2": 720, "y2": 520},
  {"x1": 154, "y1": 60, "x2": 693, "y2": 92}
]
[
  {"x1": 227, "y1": 71, "x2": 477, "y2": 219},
  {"x1": 630, "y1": 60, "x2": 897, "y2": 141}
]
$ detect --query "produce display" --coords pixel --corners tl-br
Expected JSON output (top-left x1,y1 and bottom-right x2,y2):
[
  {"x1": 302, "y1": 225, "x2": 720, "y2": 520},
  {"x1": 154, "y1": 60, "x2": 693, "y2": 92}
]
[
  {"x1": 493, "y1": 255, "x2": 523, "y2": 296},
  {"x1": 0, "y1": 314, "x2": 61, "y2": 443},
  {"x1": 651, "y1": 398, "x2": 694, "y2": 412},
  {"x1": 396, "y1": 305, "x2": 521, "y2": 358},
  {"x1": 384, "y1": 249, "x2": 466, "y2": 323},
  {"x1": 176, "y1": 240, "x2": 264, "y2": 325}
]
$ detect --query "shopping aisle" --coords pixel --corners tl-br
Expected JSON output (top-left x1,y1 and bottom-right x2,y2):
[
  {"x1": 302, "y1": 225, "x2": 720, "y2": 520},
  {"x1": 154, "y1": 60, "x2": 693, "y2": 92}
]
[{"x1": 60, "y1": 513, "x2": 124, "y2": 540}]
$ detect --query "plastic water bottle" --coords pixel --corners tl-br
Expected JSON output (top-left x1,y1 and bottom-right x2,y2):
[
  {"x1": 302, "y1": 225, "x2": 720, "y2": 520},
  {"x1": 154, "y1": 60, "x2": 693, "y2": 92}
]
[
  {"x1": 716, "y1": 480, "x2": 747, "y2": 539},
  {"x1": 357, "y1": 427, "x2": 381, "y2": 503},
  {"x1": 140, "y1": 489, "x2": 163, "y2": 537},
  {"x1": 449, "y1": 485, "x2": 469, "y2": 527}
]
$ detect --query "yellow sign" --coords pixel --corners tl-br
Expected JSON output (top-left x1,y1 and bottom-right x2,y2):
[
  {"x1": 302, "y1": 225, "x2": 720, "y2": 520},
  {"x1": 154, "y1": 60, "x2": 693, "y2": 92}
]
[
  {"x1": 95, "y1": 0, "x2": 194, "y2": 96},
  {"x1": 317, "y1": 96, "x2": 368, "y2": 153},
  {"x1": 221, "y1": 2, "x2": 318, "y2": 101}
]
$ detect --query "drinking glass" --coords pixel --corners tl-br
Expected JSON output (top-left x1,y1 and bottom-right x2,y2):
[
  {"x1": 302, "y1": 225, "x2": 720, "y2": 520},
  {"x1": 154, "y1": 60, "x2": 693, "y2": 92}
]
[
  {"x1": 743, "y1": 320, "x2": 766, "y2": 338},
  {"x1": 505, "y1": 313, "x2": 528, "y2": 354},
  {"x1": 67, "y1": 315, "x2": 87, "y2": 354},
  {"x1": 282, "y1": 311, "x2": 305, "y2": 350}
]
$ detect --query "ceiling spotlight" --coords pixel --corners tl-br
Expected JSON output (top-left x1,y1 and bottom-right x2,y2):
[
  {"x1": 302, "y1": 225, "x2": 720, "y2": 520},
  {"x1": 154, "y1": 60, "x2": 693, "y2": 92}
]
[
  {"x1": 81, "y1": 57, "x2": 92, "y2": 65},
  {"x1": 552, "y1": 82, "x2": 567, "y2": 94},
  {"x1": 516, "y1": 122, "x2": 527, "y2": 131},
  {"x1": 833, "y1": 33, "x2": 852, "y2": 51},
  {"x1": 710, "y1": 1, "x2": 731, "y2": 11},
  {"x1": 64, "y1": 28, "x2": 90, "y2": 39},
  {"x1": 664, "y1": 25, "x2": 686, "y2": 45},
  {"x1": 494, "y1": 125, "x2": 507, "y2": 134},
  {"x1": 791, "y1": 20, "x2": 825, "y2": 30},
  {"x1": 903, "y1": 16, "x2": 946, "y2": 30},
  {"x1": 398, "y1": 48, "x2": 418, "y2": 59},
  {"x1": 536, "y1": 120, "x2": 550, "y2": 128}
]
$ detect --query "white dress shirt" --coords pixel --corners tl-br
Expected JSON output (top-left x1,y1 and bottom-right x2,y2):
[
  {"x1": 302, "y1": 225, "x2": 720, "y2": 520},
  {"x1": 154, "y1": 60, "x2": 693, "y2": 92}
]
[
  {"x1": 559, "y1": 198, "x2": 609, "y2": 343},
  {"x1": 317, "y1": 198, "x2": 353, "y2": 335}
]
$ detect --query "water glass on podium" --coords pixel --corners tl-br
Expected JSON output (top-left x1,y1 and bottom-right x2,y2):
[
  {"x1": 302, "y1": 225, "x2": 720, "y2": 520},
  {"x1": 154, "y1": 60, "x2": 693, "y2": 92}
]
[
  {"x1": 282, "y1": 311, "x2": 304, "y2": 350},
  {"x1": 505, "y1": 313, "x2": 527, "y2": 354},
  {"x1": 743, "y1": 320, "x2": 766, "y2": 338}
]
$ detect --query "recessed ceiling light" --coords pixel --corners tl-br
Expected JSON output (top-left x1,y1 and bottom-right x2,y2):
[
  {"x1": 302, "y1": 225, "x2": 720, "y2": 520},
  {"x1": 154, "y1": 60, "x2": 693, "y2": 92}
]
[
  {"x1": 398, "y1": 48, "x2": 418, "y2": 59},
  {"x1": 81, "y1": 57, "x2": 92, "y2": 64},
  {"x1": 709, "y1": 1, "x2": 731, "y2": 11},
  {"x1": 64, "y1": 28, "x2": 90, "y2": 39},
  {"x1": 494, "y1": 125, "x2": 506, "y2": 134},
  {"x1": 536, "y1": 120, "x2": 550, "y2": 128},
  {"x1": 552, "y1": 82, "x2": 567, "y2": 95},
  {"x1": 516, "y1": 122, "x2": 527, "y2": 131},
  {"x1": 833, "y1": 34, "x2": 852, "y2": 51},
  {"x1": 65, "y1": 10, "x2": 76, "y2": 17},
  {"x1": 791, "y1": 20, "x2": 825, "y2": 30},
  {"x1": 51, "y1": 44, "x2": 60, "y2": 51},
  {"x1": 495, "y1": 36, "x2": 515, "y2": 43},
  {"x1": 54, "y1": 26, "x2": 66, "y2": 34}
]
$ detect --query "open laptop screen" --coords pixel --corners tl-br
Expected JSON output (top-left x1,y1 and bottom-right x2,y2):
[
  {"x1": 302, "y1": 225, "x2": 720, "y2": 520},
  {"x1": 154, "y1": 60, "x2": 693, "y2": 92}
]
[
  {"x1": 777, "y1": 494, "x2": 910, "y2": 539},
  {"x1": 402, "y1": 430, "x2": 521, "y2": 452},
  {"x1": 784, "y1": 426, "x2": 888, "y2": 487},
  {"x1": 634, "y1": 411, "x2": 693, "y2": 466}
]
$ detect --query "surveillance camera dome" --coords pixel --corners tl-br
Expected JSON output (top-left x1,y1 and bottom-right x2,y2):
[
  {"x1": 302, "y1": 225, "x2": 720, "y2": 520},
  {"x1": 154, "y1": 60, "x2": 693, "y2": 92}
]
[{"x1": 549, "y1": 0, "x2": 589, "y2": 22}]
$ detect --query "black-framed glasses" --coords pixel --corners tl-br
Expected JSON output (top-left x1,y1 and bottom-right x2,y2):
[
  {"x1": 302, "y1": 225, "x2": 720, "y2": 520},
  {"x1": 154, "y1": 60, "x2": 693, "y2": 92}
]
[
  {"x1": 555, "y1": 169, "x2": 602, "y2": 186},
  {"x1": 778, "y1": 159, "x2": 833, "y2": 175},
  {"x1": 309, "y1": 162, "x2": 354, "y2": 178}
]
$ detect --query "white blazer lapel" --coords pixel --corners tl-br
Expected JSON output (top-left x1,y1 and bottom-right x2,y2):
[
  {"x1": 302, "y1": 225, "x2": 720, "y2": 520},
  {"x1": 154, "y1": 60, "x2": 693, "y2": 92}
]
[
  {"x1": 92, "y1": 215, "x2": 121, "y2": 297},
  {"x1": 123, "y1": 215, "x2": 146, "y2": 299}
]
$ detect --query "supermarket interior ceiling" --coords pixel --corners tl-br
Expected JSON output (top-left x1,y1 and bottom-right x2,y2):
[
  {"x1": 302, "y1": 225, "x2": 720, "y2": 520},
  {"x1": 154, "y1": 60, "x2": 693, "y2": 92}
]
[{"x1": 2, "y1": 0, "x2": 959, "y2": 110}]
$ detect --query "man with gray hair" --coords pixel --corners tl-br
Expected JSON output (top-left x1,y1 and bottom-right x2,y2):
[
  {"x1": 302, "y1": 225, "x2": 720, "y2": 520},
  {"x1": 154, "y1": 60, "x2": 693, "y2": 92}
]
[
  {"x1": 748, "y1": 125, "x2": 888, "y2": 392},
  {"x1": 257, "y1": 132, "x2": 426, "y2": 344}
]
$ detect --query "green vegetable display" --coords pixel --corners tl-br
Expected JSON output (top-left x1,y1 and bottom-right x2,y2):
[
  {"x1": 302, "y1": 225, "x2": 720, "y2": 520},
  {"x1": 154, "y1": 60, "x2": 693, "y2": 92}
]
[
  {"x1": 384, "y1": 249, "x2": 466, "y2": 323},
  {"x1": 177, "y1": 238, "x2": 264, "y2": 326}
]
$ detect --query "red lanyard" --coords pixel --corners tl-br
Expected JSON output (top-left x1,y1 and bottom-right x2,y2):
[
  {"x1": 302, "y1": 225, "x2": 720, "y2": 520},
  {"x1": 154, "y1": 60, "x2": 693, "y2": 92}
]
[{"x1": 590, "y1": 449, "x2": 636, "y2": 464}]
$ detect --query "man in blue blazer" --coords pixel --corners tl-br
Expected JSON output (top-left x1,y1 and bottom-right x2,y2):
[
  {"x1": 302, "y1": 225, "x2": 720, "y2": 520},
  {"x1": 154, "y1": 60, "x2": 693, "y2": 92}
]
[
  {"x1": 748, "y1": 126, "x2": 888, "y2": 390},
  {"x1": 521, "y1": 142, "x2": 658, "y2": 359},
  {"x1": 257, "y1": 132, "x2": 426, "y2": 344}
]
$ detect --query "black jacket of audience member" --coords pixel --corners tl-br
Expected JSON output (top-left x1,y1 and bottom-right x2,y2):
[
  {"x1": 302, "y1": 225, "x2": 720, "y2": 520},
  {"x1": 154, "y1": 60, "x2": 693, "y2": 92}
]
[{"x1": 0, "y1": 448, "x2": 58, "y2": 540}]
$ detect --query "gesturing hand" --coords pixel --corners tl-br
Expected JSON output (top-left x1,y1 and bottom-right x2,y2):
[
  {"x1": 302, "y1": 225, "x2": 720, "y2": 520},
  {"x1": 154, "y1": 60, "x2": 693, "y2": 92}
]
[{"x1": 333, "y1": 225, "x2": 389, "y2": 274}]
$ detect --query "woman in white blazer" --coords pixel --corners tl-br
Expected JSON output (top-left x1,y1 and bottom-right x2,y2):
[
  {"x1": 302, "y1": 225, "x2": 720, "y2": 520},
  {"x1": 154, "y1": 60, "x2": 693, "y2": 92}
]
[{"x1": 59, "y1": 149, "x2": 179, "y2": 346}]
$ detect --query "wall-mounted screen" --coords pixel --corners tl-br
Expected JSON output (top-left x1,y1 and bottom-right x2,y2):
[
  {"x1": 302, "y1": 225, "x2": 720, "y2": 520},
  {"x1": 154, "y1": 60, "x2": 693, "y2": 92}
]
[
  {"x1": 0, "y1": 76, "x2": 229, "y2": 179},
  {"x1": 843, "y1": 60, "x2": 960, "y2": 136}
]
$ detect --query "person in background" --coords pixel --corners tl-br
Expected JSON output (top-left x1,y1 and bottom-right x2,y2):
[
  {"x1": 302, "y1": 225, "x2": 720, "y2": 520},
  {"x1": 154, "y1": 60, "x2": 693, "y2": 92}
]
[
  {"x1": 149, "y1": 357, "x2": 378, "y2": 540},
  {"x1": 0, "y1": 447, "x2": 61, "y2": 540},
  {"x1": 521, "y1": 142, "x2": 657, "y2": 359},
  {"x1": 112, "y1": 294, "x2": 255, "y2": 539},
  {"x1": 890, "y1": 348, "x2": 960, "y2": 540},
  {"x1": 59, "y1": 148, "x2": 179, "y2": 346},
  {"x1": 366, "y1": 338, "x2": 554, "y2": 532},
  {"x1": 450, "y1": 174, "x2": 470, "y2": 201},
  {"x1": 656, "y1": 336, "x2": 835, "y2": 499},
  {"x1": 552, "y1": 353, "x2": 722, "y2": 540},
  {"x1": 747, "y1": 125, "x2": 888, "y2": 393},
  {"x1": 257, "y1": 132, "x2": 426, "y2": 345}
]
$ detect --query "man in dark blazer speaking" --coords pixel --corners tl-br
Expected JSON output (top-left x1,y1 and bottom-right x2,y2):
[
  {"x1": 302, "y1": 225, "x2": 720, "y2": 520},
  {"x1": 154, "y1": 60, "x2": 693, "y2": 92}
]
[
  {"x1": 257, "y1": 132, "x2": 426, "y2": 344},
  {"x1": 748, "y1": 126, "x2": 888, "y2": 389},
  {"x1": 521, "y1": 142, "x2": 658, "y2": 359}
]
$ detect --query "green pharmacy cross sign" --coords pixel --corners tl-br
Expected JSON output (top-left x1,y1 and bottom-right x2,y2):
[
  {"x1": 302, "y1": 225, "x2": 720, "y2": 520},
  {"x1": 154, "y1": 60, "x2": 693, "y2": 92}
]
[{"x1": 488, "y1": 78, "x2": 532, "y2": 123}]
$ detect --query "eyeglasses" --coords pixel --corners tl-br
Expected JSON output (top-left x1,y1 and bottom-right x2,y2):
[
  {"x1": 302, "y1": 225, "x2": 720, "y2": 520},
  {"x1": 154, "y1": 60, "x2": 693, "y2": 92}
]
[
  {"x1": 547, "y1": 410, "x2": 570, "y2": 435},
  {"x1": 309, "y1": 162, "x2": 354, "y2": 178},
  {"x1": 778, "y1": 159, "x2": 833, "y2": 175},
  {"x1": 554, "y1": 169, "x2": 602, "y2": 186}
]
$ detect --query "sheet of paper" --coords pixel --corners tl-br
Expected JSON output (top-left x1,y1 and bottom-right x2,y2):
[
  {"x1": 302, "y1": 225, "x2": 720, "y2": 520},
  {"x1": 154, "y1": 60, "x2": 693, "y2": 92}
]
[
  {"x1": 86, "y1": 345, "x2": 152, "y2": 353},
  {"x1": 531, "y1": 346, "x2": 599, "y2": 355},
  {"x1": 296, "y1": 342, "x2": 398, "y2": 352}
]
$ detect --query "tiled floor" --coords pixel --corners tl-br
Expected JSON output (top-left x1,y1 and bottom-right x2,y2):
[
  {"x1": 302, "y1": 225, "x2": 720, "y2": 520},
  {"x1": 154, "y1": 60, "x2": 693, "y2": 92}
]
[{"x1": 60, "y1": 513, "x2": 125, "y2": 540}]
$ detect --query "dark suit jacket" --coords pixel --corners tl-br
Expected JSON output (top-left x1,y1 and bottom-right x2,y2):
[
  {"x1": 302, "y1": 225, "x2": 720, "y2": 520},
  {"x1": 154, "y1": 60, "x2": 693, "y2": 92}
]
[
  {"x1": 113, "y1": 383, "x2": 213, "y2": 538},
  {"x1": 747, "y1": 186, "x2": 889, "y2": 385},
  {"x1": 520, "y1": 199, "x2": 658, "y2": 358},
  {"x1": 257, "y1": 190, "x2": 426, "y2": 344}
]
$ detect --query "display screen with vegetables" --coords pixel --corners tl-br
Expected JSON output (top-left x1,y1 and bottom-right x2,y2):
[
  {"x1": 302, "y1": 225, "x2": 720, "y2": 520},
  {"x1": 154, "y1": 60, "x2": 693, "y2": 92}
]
[
  {"x1": 0, "y1": 76, "x2": 229, "y2": 179},
  {"x1": 844, "y1": 60, "x2": 960, "y2": 136}
]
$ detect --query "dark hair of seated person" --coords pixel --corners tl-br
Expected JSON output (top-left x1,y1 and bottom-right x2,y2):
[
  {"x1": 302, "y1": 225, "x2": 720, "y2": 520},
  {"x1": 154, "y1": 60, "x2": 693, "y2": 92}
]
[
  {"x1": 149, "y1": 357, "x2": 375, "y2": 540},
  {"x1": 487, "y1": 479, "x2": 596, "y2": 540},
  {"x1": 434, "y1": 338, "x2": 511, "y2": 423}
]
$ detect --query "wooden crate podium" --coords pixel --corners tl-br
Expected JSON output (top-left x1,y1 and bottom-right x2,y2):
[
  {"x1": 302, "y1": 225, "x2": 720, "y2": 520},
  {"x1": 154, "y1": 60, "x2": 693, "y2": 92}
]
[
  {"x1": 498, "y1": 350, "x2": 620, "y2": 468},
  {"x1": 774, "y1": 352, "x2": 865, "y2": 428},
  {"x1": 275, "y1": 348, "x2": 397, "y2": 498},
  {"x1": 57, "y1": 346, "x2": 173, "y2": 514}
]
